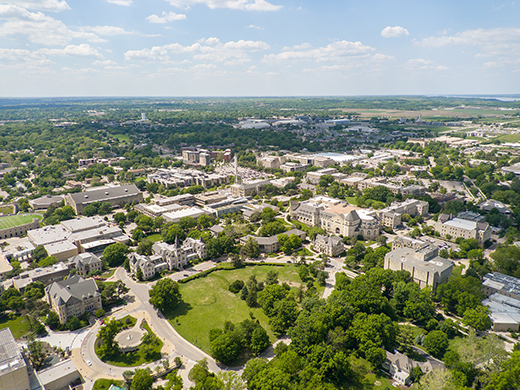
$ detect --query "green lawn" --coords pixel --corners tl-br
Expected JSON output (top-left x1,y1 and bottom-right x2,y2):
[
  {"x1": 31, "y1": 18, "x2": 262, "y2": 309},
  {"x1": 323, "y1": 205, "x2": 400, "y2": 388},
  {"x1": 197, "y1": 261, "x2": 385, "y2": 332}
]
[
  {"x1": 496, "y1": 133, "x2": 520, "y2": 143},
  {"x1": 0, "y1": 313, "x2": 32, "y2": 339},
  {"x1": 452, "y1": 264, "x2": 465, "y2": 277},
  {"x1": 166, "y1": 265, "x2": 303, "y2": 354},
  {"x1": 145, "y1": 233, "x2": 163, "y2": 243},
  {"x1": 346, "y1": 196, "x2": 358, "y2": 205},
  {"x1": 0, "y1": 205, "x2": 13, "y2": 215},
  {"x1": 0, "y1": 213, "x2": 43, "y2": 230},
  {"x1": 113, "y1": 134, "x2": 131, "y2": 142},
  {"x1": 349, "y1": 356, "x2": 394, "y2": 389},
  {"x1": 93, "y1": 378, "x2": 125, "y2": 390}
]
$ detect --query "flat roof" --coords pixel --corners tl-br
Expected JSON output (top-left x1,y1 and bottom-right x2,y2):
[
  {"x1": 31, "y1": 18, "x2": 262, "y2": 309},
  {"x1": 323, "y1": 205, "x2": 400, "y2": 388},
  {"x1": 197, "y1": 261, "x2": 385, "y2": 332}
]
[
  {"x1": 0, "y1": 328, "x2": 26, "y2": 376},
  {"x1": 386, "y1": 247, "x2": 453, "y2": 274},
  {"x1": 37, "y1": 359, "x2": 78, "y2": 385},
  {"x1": 28, "y1": 225, "x2": 70, "y2": 246},
  {"x1": 44, "y1": 240, "x2": 78, "y2": 256},
  {"x1": 61, "y1": 216, "x2": 106, "y2": 233},
  {"x1": 443, "y1": 218, "x2": 477, "y2": 231}
]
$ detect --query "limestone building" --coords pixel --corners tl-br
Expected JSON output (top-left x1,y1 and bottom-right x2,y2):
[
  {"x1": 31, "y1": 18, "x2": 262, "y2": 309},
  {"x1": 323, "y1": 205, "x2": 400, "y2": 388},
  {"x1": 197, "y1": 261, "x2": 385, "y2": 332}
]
[
  {"x1": 70, "y1": 253, "x2": 102, "y2": 277},
  {"x1": 289, "y1": 196, "x2": 380, "y2": 240},
  {"x1": 64, "y1": 184, "x2": 143, "y2": 215},
  {"x1": 384, "y1": 245, "x2": 453, "y2": 292},
  {"x1": 152, "y1": 237, "x2": 207, "y2": 270},
  {"x1": 230, "y1": 179, "x2": 271, "y2": 197},
  {"x1": 0, "y1": 328, "x2": 31, "y2": 390},
  {"x1": 435, "y1": 213, "x2": 491, "y2": 245},
  {"x1": 128, "y1": 253, "x2": 168, "y2": 280},
  {"x1": 45, "y1": 275, "x2": 102, "y2": 324},
  {"x1": 379, "y1": 199, "x2": 429, "y2": 228},
  {"x1": 313, "y1": 234, "x2": 345, "y2": 257}
]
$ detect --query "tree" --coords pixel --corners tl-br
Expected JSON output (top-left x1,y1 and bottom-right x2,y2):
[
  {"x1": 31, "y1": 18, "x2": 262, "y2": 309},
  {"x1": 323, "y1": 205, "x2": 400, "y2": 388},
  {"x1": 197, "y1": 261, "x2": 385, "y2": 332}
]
[
  {"x1": 97, "y1": 317, "x2": 121, "y2": 357},
  {"x1": 102, "y1": 243, "x2": 129, "y2": 267},
  {"x1": 376, "y1": 235, "x2": 387, "y2": 247},
  {"x1": 136, "y1": 267, "x2": 144, "y2": 281},
  {"x1": 137, "y1": 239, "x2": 153, "y2": 256},
  {"x1": 210, "y1": 332, "x2": 242, "y2": 364},
  {"x1": 417, "y1": 369, "x2": 456, "y2": 390},
  {"x1": 38, "y1": 256, "x2": 58, "y2": 267},
  {"x1": 486, "y1": 351, "x2": 520, "y2": 390},
  {"x1": 114, "y1": 212, "x2": 127, "y2": 224},
  {"x1": 26, "y1": 340, "x2": 47, "y2": 370},
  {"x1": 250, "y1": 327, "x2": 270, "y2": 356},
  {"x1": 83, "y1": 204, "x2": 98, "y2": 217},
  {"x1": 33, "y1": 245, "x2": 48, "y2": 263},
  {"x1": 241, "y1": 237, "x2": 260, "y2": 258},
  {"x1": 95, "y1": 308, "x2": 105, "y2": 318},
  {"x1": 463, "y1": 306, "x2": 493, "y2": 331},
  {"x1": 149, "y1": 278, "x2": 182, "y2": 312},
  {"x1": 131, "y1": 368, "x2": 154, "y2": 390},
  {"x1": 45, "y1": 311, "x2": 60, "y2": 329},
  {"x1": 423, "y1": 330, "x2": 449, "y2": 359}
]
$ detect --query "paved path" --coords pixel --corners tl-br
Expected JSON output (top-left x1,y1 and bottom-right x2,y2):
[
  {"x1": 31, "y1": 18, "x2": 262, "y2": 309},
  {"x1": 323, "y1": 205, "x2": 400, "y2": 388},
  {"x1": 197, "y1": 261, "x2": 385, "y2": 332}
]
[{"x1": 73, "y1": 267, "x2": 220, "y2": 389}]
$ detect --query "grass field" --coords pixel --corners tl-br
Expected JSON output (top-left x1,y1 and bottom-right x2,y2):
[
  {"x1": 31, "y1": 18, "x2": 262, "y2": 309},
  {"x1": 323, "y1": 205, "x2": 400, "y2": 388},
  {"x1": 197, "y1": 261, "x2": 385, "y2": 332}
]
[
  {"x1": 0, "y1": 213, "x2": 42, "y2": 230},
  {"x1": 0, "y1": 313, "x2": 32, "y2": 339},
  {"x1": 0, "y1": 206, "x2": 13, "y2": 215},
  {"x1": 167, "y1": 265, "x2": 305, "y2": 354},
  {"x1": 496, "y1": 133, "x2": 520, "y2": 143},
  {"x1": 113, "y1": 134, "x2": 131, "y2": 142},
  {"x1": 145, "y1": 233, "x2": 163, "y2": 243}
]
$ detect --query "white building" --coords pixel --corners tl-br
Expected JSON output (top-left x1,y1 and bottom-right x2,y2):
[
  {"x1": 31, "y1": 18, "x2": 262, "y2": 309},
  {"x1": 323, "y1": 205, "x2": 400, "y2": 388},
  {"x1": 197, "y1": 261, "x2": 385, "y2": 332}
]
[
  {"x1": 152, "y1": 237, "x2": 207, "y2": 269},
  {"x1": 435, "y1": 213, "x2": 491, "y2": 245},
  {"x1": 128, "y1": 252, "x2": 168, "y2": 280}
]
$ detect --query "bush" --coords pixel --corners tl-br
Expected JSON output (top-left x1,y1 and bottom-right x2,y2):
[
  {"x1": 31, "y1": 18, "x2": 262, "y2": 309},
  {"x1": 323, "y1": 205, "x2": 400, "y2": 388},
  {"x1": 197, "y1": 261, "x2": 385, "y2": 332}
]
[
  {"x1": 95, "y1": 308, "x2": 106, "y2": 318},
  {"x1": 229, "y1": 280, "x2": 245, "y2": 293}
]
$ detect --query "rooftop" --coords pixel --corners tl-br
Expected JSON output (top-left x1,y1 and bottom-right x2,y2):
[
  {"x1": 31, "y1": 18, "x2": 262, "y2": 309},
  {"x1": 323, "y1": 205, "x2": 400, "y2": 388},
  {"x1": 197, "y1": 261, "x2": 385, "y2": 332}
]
[
  {"x1": 68, "y1": 184, "x2": 140, "y2": 205},
  {"x1": 386, "y1": 247, "x2": 453, "y2": 275},
  {"x1": 0, "y1": 328, "x2": 26, "y2": 376}
]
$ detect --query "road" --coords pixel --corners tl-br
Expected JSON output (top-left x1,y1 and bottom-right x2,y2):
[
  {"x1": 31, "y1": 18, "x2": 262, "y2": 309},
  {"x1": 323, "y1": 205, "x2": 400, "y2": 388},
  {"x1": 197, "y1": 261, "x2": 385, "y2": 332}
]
[{"x1": 72, "y1": 267, "x2": 220, "y2": 389}]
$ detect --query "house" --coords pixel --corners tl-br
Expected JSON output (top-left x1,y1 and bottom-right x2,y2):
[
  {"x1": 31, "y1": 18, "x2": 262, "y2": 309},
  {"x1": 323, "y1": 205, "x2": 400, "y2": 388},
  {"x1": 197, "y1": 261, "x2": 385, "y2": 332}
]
[
  {"x1": 46, "y1": 275, "x2": 102, "y2": 324},
  {"x1": 383, "y1": 350, "x2": 437, "y2": 386},
  {"x1": 70, "y1": 253, "x2": 102, "y2": 277},
  {"x1": 313, "y1": 234, "x2": 345, "y2": 257}
]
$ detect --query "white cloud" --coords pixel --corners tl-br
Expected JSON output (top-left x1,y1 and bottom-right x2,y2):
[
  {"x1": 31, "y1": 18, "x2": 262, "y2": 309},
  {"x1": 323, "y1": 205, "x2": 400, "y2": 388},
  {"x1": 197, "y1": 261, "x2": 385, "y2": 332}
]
[
  {"x1": 166, "y1": 0, "x2": 282, "y2": 11},
  {"x1": 125, "y1": 37, "x2": 270, "y2": 63},
  {"x1": 40, "y1": 44, "x2": 104, "y2": 58},
  {"x1": 0, "y1": 5, "x2": 103, "y2": 45},
  {"x1": 262, "y1": 40, "x2": 374, "y2": 63},
  {"x1": 372, "y1": 53, "x2": 395, "y2": 60},
  {"x1": 246, "y1": 24, "x2": 262, "y2": 29},
  {"x1": 106, "y1": 0, "x2": 133, "y2": 6},
  {"x1": 381, "y1": 26, "x2": 409, "y2": 38},
  {"x1": 92, "y1": 59, "x2": 118, "y2": 66},
  {"x1": 81, "y1": 26, "x2": 134, "y2": 35},
  {"x1": 15, "y1": 0, "x2": 70, "y2": 12},
  {"x1": 406, "y1": 58, "x2": 448, "y2": 71},
  {"x1": 146, "y1": 11, "x2": 186, "y2": 23}
]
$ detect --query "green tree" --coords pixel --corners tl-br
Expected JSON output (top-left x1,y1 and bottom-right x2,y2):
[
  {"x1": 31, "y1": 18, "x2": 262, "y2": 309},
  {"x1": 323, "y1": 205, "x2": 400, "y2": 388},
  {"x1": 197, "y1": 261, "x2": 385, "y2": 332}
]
[
  {"x1": 210, "y1": 332, "x2": 241, "y2": 364},
  {"x1": 33, "y1": 245, "x2": 48, "y2": 263},
  {"x1": 131, "y1": 368, "x2": 154, "y2": 390},
  {"x1": 423, "y1": 330, "x2": 449, "y2": 359},
  {"x1": 241, "y1": 237, "x2": 260, "y2": 258},
  {"x1": 463, "y1": 306, "x2": 493, "y2": 331},
  {"x1": 102, "y1": 243, "x2": 129, "y2": 267},
  {"x1": 250, "y1": 327, "x2": 270, "y2": 356},
  {"x1": 26, "y1": 340, "x2": 48, "y2": 370},
  {"x1": 97, "y1": 317, "x2": 121, "y2": 357},
  {"x1": 149, "y1": 278, "x2": 182, "y2": 312}
]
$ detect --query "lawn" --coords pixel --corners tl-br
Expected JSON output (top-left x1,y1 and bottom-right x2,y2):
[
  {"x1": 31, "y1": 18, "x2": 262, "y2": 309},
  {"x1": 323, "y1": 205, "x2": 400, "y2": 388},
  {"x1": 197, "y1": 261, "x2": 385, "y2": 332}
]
[
  {"x1": 93, "y1": 378, "x2": 125, "y2": 390},
  {"x1": 0, "y1": 313, "x2": 32, "y2": 339},
  {"x1": 166, "y1": 265, "x2": 303, "y2": 354},
  {"x1": 496, "y1": 133, "x2": 520, "y2": 143},
  {"x1": 145, "y1": 233, "x2": 163, "y2": 243},
  {"x1": 346, "y1": 196, "x2": 358, "y2": 205},
  {"x1": 113, "y1": 134, "x2": 131, "y2": 142},
  {"x1": 349, "y1": 356, "x2": 394, "y2": 389},
  {"x1": 0, "y1": 213, "x2": 43, "y2": 230},
  {"x1": 452, "y1": 264, "x2": 465, "y2": 277},
  {"x1": 0, "y1": 205, "x2": 13, "y2": 215}
]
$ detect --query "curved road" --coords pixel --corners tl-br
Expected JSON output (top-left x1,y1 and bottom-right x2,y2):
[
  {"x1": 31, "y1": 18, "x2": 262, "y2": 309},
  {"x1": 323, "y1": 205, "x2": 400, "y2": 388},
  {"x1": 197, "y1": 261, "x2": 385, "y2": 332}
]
[{"x1": 73, "y1": 267, "x2": 220, "y2": 387}]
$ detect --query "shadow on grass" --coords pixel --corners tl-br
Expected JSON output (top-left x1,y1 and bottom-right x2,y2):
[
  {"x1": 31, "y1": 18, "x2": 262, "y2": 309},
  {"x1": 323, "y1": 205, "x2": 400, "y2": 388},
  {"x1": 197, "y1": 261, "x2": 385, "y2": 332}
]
[{"x1": 164, "y1": 300, "x2": 193, "y2": 320}]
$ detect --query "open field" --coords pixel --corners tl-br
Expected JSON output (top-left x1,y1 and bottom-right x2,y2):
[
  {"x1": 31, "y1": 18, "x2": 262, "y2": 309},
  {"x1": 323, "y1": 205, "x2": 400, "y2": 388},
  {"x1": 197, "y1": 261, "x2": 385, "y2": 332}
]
[
  {"x1": 0, "y1": 313, "x2": 32, "y2": 339},
  {"x1": 113, "y1": 134, "x2": 131, "y2": 142},
  {"x1": 496, "y1": 133, "x2": 520, "y2": 143},
  {"x1": 167, "y1": 265, "x2": 304, "y2": 354},
  {"x1": 0, "y1": 213, "x2": 42, "y2": 230}
]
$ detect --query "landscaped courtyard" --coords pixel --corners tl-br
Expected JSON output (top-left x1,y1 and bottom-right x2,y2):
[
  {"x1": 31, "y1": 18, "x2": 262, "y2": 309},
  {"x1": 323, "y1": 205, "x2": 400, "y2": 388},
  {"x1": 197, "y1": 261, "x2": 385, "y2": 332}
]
[{"x1": 166, "y1": 264, "x2": 313, "y2": 354}]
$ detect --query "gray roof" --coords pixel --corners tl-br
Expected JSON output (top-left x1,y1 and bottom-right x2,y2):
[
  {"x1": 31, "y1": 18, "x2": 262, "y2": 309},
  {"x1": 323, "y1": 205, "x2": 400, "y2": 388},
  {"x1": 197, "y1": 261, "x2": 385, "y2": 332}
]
[
  {"x1": 484, "y1": 272, "x2": 520, "y2": 297},
  {"x1": 385, "y1": 247, "x2": 453, "y2": 275},
  {"x1": 345, "y1": 210, "x2": 360, "y2": 221},
  {"x1": 315, "y1": 234, "x2": 343, "y2": 246},
  {"x1": 68, "y1": 184, "x2": 141, "y2": 205},
  {"x1": 0, "y1": 328, "x2": 26, "y2": 375},
  {"x1": 46, "y1": 275, "x2": 100, "y2": 305},
  {"x1": 70, "y1": 252, "x2": 102, "y2": 267}
]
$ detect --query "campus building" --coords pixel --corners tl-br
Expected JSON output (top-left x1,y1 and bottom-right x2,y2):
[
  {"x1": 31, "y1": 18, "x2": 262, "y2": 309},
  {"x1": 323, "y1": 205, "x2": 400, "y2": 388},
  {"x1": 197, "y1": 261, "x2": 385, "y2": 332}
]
[
  {"x1": 379, "y1": 199, "x2": 429, "y2": 228},
  {"x1": 128, "y1": 253, "x2": 168, "y2": 280},
  {"x1": 64, "y1": 184, "x2": 143, "y2": 215},
  {"x1": 70, "y1": 253, "x2": 102, "y2": 277},
  {"x1": 313, "y1": 234, "x2": 345, "y2": 257},
  {"x1": 12, "y1": 262, "x2": 70, "y2": 292},
  {"x1": 435, "y1": 213, "x2": 491, "y2": 245},
  {"x1": 230, "y1": 179, "x2": 271, "y2": 197},
  {"x1": 147, "y1": 168, "x2": 229, "y2": 189},
  {"x1": 384, "y1": 245, "x2": 453, "y2": 292},
  {"x1": 289, "y1": 196, "x2": 380, "y2": 240},
  {"x1": 152, "y1": 237, "x2": 207, "y2": 270},
  {"x1": 0, "y1": 328, "x2": 31, "y2": 390},
  {"x1": 45, "y1": 275, "x2": 102, "y2": 324},
  {"x1": 482, "y1": 273, "x2": 520, "y2": 331}
]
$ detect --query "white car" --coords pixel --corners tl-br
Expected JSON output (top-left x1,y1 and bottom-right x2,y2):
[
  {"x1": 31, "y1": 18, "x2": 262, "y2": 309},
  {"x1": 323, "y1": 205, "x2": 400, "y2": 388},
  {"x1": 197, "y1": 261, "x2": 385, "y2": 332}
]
[{"x1": 86, "y1": 360, "x2": 92, "y2": 366}]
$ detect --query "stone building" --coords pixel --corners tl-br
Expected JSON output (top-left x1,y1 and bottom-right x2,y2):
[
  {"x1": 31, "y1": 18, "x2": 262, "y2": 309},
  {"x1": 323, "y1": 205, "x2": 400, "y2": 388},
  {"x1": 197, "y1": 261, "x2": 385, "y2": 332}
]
[
  {"x1": 70, "y1": 253, "x2": 103, "y2": 277},
  {"x1": 46, "y1": 275, "x2": 102, "y2": 324},
  {"x1": 0, "y1": 328, "x2": 31, "y2": 390},
  {"x1": 379, "y1": 199, "x2": 429, "y2": 228},
  {"x1": 313, "y1": 234, "x2": 345, "y2": 257},
  {"x1": 435, "y1": 213, "x2": 491, "y2": 245},
  {"x1": 64, "y1": 184, "x2": 143, "y2": 215}
]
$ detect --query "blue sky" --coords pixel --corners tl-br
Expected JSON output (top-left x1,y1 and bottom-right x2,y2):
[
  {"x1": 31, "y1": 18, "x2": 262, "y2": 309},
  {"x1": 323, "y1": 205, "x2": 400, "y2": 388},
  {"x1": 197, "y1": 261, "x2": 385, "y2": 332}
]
[{"x1": 0, "y1": 0, "x2": 519, "y2": 96}]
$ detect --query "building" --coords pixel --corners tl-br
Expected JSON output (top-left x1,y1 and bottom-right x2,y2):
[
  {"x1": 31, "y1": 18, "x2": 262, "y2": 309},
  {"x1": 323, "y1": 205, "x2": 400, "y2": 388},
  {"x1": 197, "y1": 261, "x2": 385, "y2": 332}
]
[
  {"x1": 435, "y1": 213, "x2": 491, "y2": 245},
  {"x1": 151, "y1": 194, "x2": 195, "y2": 207},
  {"x1": 230, "y1": 179, "x2": 271, "y2": 197},
  {"x1": 37, "y1": 359, "x2": 82, "y2": 390},
  {"x1": 152, "y1": 237, "x2": 207, "y2": 269},
  {"x1": 280, "y1": 162, "x2": 306, "y2": 173},
  {"x1": 379, "y1": 199, "x2": 429, "y2": 228},
  {"x1": 0, "y1": 328, "x2": 31, "y2": 390},
  {"x1": 128, "y1": 253, "x2": 168, "y2": 280},
  {"x1": 0, "y1": 251, "x2": 12, "y2": 281},
  {"x1": 194, "y1": 191, "x2": 227, "y2": 207},
  {"x1": 64, "y1": 184, "x2": 143, "y2": 215},
  {"x1": 46, "y1": 275, "x2": 102, "y2": 324},
  {"x1": 162, "y1": 207, "x2": 208, "y2": 223},
  {"x1": 27, "y1": 216, "x2": 129, "y2": 260},
  {"x1": 383, "y1": 350, "x2": 438, "y2": 386},
  {"x1": 483, "y1": 272, "x2": 520, "y2": 301},
  {"x1": 482, "y1": 273, "x2": 520, "y2": 331},
  {"x1": 241, "y1": 203, "x2": 279, "y2": 221},
  {"x1": 29, "y1": 195, "x2": 64, "y2": 210},
  {"x1": 148, "y1": 168, "x2": 229, "y2": 189},
  {"x1": 384, "y1": 246, "x2": 453, "y2": 292},
  {"x1": 70, "y1": 253, "x2": 102, "y2": 277},
  {"x1": 289, "y1": 196, "x2": 380, "y2": 240},
  {"x1": 0, "y1": 217, "x2": 40, "y2": 240},
  {"x1": 240, "y1": 229, "x2": 306, "y2": 254},
  {"x1": 313, "y1": 234, "x2": 345, "y2": 257},
  {"x1": 12, "y1": 262, "x2": 69, "y2": 292},
  {"x1": 202, "y1": 197, "x2": 249, "y2": 218},
  {"x1": 479, "y1": 200, "x2": 512, "y2": 216},
  {"x1": 134, "y1": 203, "x2": 184, "y2": 218},
  {"x1": 305, "y1": 168, "x2": 338, "y2": 185},
  {"x1": 258, "y1": 156, "x2": 285, "y2": 169}
]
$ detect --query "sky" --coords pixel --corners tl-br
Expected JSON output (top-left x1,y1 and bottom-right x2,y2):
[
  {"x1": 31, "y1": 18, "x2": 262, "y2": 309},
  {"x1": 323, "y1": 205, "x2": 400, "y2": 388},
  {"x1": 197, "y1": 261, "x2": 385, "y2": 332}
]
[{"x1": 0, "y1": 0, "x2": 519, "y2": 97}]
